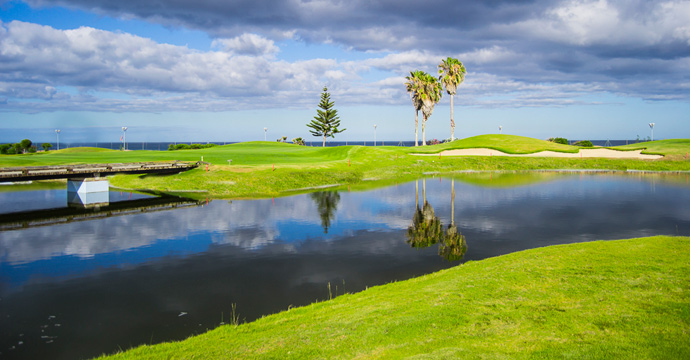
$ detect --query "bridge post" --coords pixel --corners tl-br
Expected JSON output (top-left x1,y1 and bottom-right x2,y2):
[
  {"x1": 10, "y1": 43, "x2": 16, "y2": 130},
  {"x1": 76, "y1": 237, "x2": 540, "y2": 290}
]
[{"x1": 67, "y1": 178, "x2": 110, "y2": 207}]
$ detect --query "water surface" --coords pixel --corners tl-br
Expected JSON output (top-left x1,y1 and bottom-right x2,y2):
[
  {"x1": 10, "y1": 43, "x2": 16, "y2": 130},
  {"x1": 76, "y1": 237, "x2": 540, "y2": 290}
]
[{"x1": 1, "y1": 173, "x2": 689, "y2": 359}]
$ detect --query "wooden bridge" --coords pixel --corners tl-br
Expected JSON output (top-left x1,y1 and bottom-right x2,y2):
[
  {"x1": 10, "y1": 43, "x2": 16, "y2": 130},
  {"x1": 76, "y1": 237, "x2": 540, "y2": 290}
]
[{"x1": 0, "y1": 161, "x2": 199, "y2": 183}]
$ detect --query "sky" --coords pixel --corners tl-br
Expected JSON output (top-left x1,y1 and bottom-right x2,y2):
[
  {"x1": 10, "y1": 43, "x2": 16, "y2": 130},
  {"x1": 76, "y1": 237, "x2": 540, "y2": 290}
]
[{"x1": 0, "y1": 0, "x2": 689, "y2": 144}]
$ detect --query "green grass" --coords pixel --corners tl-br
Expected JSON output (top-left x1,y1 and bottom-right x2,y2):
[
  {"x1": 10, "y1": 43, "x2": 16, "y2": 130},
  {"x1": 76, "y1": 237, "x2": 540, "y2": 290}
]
[
  {"x1": 2, "y1": 135, "x2": 689, "y2": 198},
  {"x1": 614, "y1": 139, "x2": 690, "y2": 158},
  {"x1": 96, "y1": 235, "x2": 690, "y2": 359},
  {"x1": 407, "y1": 134, "x2": 581, "y2": 154}
]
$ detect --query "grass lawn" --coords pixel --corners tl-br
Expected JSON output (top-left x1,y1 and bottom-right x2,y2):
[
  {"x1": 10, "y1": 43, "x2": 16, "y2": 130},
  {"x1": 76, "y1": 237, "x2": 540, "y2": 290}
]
[
  {"x1": 96, "y1": 235, "x2": 690, "y2": 359},
  {"x1": 2, "y1": 135, "x2": 689, "y2": 198}
]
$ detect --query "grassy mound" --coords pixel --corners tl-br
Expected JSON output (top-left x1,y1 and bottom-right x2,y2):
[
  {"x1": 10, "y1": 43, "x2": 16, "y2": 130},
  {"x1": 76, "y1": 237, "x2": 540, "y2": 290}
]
[
  {"x1": 614, "y1": 139, "x2": 690, "y2": 156},
  {"x1": 406, "y1": 134, "x2": 580, "y2": 154},
  {"x1": 55, "y1": 147, "x2": 116, "y2": 153},
  {"x1": 97, "y1": 236, "x2": 690, "y2": 359}
]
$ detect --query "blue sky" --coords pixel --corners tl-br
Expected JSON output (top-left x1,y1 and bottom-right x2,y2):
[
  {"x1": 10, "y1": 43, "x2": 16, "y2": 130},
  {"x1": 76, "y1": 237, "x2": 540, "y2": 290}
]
[{"x1": 1, "y1": 0, "x2": 689, "y2": 143}]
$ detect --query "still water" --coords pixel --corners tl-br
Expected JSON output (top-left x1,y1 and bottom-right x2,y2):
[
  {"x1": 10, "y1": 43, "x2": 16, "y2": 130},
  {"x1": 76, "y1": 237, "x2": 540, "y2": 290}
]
[{"x1": 1, "y1": 173, "x2": 689, "y2": 359}]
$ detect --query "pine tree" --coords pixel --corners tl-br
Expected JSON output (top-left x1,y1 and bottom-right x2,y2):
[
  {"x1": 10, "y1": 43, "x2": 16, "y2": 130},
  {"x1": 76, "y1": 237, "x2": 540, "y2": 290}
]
[{"x1": 307, "y1": 87, "x2": 345, "y2": 147}]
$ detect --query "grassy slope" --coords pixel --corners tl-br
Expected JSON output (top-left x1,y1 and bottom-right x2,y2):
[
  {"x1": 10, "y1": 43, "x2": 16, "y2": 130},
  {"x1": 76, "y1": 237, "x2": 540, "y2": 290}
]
[
  {"x1": 614, "y1": 139, "x2": 690, "y2": 158},
  {"x1": 2, "y1": 135, "x2": 689, "y2": 198},
  {"x1": 97, "y1": 236, "x2": 690, "y2": 359},
  {"x1": 407, "y1": 134, "x2": 580, "y2": 154}
]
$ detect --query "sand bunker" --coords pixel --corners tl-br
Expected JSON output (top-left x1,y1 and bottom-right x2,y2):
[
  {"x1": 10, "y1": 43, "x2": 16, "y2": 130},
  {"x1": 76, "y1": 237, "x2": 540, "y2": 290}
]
[{"x1": 417, "y1": 148, "x2": 662, "y2": 160}]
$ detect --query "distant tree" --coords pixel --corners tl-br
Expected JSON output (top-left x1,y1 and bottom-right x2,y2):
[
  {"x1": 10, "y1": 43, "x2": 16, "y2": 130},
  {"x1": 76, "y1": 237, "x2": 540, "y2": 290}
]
[
  {"x1": 418, "y1": 72, "x2": 443, "y2": 146},
  {"x1": 438, "y1": 57, "x2": 466, "y2": 142},
  {"x1": 307, "y1": 87, "x2": 345, "y2": 147},
  {"x1": 405, "y1": 70, "x2": 425, "y2": 147},
  {"x1": 19, "y1": 139, "x2": 32, "y2": 153},
  {"x1": 11, "y1": 143, "x2": 22, "y2": 154},
  {"x1": 42, "y1": 143, "x2": 53, "y2": 151},
  {"x1": 0, "y1": 144, "x2": 9, "y2": 154}
]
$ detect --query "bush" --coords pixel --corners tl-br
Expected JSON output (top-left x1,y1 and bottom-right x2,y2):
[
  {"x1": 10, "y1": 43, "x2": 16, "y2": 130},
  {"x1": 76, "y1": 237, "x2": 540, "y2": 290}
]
[
  {"x1": 548, "y1": 137, "x2": 569, "y2": 145},
  {"x1": 168, "y1": 143, "x2": 217, "y2": 151},
  {"x1": 292, "y1": 137, "x2": 306, "y2": 146},
  {"x1": 42, "y1": 143, "x2": 53, "y2": 151},
  {"x1": 573, "y1": 140, "x2": 593, "y2": 147},
  {"x1": 0, "y1": 144, "x2": 9, "y2": 154}
]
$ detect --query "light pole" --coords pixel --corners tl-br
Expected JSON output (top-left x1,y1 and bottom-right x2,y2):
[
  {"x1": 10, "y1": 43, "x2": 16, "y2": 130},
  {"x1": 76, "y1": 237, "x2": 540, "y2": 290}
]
[
  {"x1": 373, "y1": 124, "x2": 377, "y2": 146},
  {"x1": 499, "y1": 125, "x2": 502, "y2": 134},
  {"x1": 649, "y1": 123, "x2": 655, "y2": 141},
  {"x1": 264, "y1": 127, "x2": 267, "y2": 141},
  {"x1": 55, "y1": 129, "x2": 60, "y2": 150},
  {"x1": 122, "y1": 127, "x2": 128, "y2": 151}
]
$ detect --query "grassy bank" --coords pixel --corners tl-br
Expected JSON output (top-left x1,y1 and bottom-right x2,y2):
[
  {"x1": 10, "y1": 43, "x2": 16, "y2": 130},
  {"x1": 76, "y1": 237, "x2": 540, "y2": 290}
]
[
  {"x1": 97, "y1": 235, "x2": 690, "y2": 359},
  {"x1": 2, "y1": 135, "x2": 689, "y2": 198}
]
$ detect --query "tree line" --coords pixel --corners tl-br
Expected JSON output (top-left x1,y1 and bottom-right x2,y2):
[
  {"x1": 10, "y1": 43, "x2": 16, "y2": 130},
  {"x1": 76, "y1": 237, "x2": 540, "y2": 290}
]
[{"x1": 0, "y1": 139, "x2": 53, "y2": 154}]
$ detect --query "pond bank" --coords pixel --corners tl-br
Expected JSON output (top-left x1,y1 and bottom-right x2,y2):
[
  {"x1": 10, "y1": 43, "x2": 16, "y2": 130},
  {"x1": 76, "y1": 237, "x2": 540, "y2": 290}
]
[{"x1": 97, "y1": 235, "x2": 690, "y2": 359}]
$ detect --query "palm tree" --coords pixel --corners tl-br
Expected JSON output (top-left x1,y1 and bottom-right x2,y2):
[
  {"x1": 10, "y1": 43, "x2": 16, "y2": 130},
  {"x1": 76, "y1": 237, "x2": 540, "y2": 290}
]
[
  {"x1": 418, "y1": 72, "x2": 443, "y2": 146},
  {"x1": 438, "y1": 57, "x2": 466, "y2": 142},
  {"x1": 405, "y1": 71, "x2": 424, "y2": 146}
]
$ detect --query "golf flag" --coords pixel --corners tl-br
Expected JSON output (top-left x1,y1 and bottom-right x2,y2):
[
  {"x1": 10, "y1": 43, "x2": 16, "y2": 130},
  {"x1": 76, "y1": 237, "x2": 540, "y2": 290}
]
[{"x1": 121, "y1": 135, "x2": 123, "y2": 142}]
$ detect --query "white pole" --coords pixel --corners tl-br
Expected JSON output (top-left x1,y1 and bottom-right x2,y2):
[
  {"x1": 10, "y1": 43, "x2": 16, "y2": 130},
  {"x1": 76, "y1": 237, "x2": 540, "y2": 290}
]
[
  {"x1": 55, "y1": 129, "x2": 60, "y2": 150},
  {"x1": 649, "y1": 123, "x2": 655, "y2": 141},
  {"x1": 122, "y1": 127, "x2": 128, "y2": 150}
]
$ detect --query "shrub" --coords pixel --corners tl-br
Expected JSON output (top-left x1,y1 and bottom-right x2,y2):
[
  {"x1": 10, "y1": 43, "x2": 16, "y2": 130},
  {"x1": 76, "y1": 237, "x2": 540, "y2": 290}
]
[
  {"x1": 0, "y1": 144, "x2": 9, "y2": 154},
  {"x1": 548, "y1": 137, "x2": 569, "y2": 145},
  {"x1": 168, "y1": 143, "x2": 217, "y2": 151},
  {"x1": 573, "y1": 140, "x2": 593, "y2": 147},
  {"x1": 428, "y1": 139, "x2": 441, "y2": 145},
  {"x1": 292, "y1": 137, "x2": 306, "y2": 146},
  {"x1": 42, "y1": 143, "x2": 53, "y2": 151}
]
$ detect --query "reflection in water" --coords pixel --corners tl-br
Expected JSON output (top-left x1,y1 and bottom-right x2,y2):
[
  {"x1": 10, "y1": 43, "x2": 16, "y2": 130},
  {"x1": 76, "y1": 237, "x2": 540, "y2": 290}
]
[
  {"x1": 1, "y1": 174, "x2": 689, "y2": 360},
  {"x1": 407, "y1": 179, "x2": 467, "y2": 261},
  {"x1": 310, "y1": 191, "x2": 341, "y2": 234}
]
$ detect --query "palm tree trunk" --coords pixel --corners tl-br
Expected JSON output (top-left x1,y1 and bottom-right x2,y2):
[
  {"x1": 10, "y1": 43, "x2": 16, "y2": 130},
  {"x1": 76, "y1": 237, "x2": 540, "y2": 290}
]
[
  {"x1": 423, "y1": 178, "x2": 426, "y2": 204},
  {"x1": 322, "y1": 135, "x2": 326, "y2": 147},
  {"x1": 450, "y1": 94, "x2": 455, "y2": 142},
  {"x1": 414, "y1": 110, "x2": 419, "y2": 147},
  {"x1": 415, "y1": 180, "x2": 419, "y2": 209},
  {"x1": 422, "y1": 115, "x2": 427, "y2": 146},
  {"x1": 451, "y1": 179, "x2": 455, "y2": 226}
]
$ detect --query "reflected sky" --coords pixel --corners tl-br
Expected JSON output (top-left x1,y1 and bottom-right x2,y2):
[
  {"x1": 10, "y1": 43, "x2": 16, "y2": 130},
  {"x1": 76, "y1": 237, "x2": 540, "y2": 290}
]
[{"x1": 1, "y1": 174, "x2": 689, "y2": 360}]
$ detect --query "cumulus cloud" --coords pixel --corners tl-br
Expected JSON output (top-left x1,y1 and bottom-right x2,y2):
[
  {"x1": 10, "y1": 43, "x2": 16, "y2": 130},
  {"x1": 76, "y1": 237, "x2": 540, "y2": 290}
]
[
  {"x1": 211, "y1": 33, "x2": 279, "y2": 56},
  {"x1": 2, "y1": 0, "x2": 690, "y2": 113}
]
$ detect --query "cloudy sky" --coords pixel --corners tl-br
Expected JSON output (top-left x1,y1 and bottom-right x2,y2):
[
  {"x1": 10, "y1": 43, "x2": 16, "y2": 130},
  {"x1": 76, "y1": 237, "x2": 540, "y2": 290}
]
[{"x1": 1, "y1": 0, "x2": 689, "y2": 143}]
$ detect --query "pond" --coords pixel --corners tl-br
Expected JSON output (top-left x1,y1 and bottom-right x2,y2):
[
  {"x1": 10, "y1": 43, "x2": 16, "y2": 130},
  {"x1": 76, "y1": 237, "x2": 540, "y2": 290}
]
[{"x1": 1, "y1": 173, "x2": 689, "y2": 359}]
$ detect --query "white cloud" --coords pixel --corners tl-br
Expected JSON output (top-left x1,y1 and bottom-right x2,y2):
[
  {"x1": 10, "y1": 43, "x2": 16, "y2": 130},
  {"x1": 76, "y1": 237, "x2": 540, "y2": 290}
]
[
  {"x1": 211, "y1": 33, "x2": 279, "y2": 56},
  {"x1": 511, "y1": 0, "x2": 690, "y2": 47}
]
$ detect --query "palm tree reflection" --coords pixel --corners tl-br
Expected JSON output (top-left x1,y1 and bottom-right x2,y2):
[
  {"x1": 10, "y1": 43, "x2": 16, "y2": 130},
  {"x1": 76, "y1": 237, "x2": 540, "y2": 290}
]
[{"x1": 407, "y1": 179, "x2": 467, "y2": 261}]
